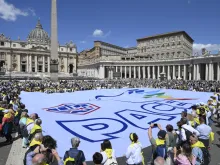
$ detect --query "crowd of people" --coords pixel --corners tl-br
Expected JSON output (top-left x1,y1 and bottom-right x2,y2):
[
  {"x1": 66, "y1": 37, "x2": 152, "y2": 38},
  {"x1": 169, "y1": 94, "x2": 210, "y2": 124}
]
[
  {"x1": 0, "y1": 79, "x2": 220, "y2": 94},
  {"x1": 0, "y1": 79, "x2": 219, "y2": 165}
]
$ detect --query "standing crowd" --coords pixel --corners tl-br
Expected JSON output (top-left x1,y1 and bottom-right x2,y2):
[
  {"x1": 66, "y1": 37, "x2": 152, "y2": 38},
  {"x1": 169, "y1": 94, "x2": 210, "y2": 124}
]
[{"x1": 0, "y1": 79, "x2": 219, "y2": 165}]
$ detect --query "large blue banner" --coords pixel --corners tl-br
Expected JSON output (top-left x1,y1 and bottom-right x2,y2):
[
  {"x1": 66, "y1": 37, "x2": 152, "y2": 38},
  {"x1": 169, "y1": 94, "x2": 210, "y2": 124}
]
[{"x1": 20, "y1": 88, "x2": 213, "y2": 160}]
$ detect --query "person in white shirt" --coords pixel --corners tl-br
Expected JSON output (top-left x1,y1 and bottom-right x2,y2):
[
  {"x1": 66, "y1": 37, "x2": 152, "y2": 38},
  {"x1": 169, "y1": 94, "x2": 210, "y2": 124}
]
[
  {"x1": 179, "y1": 118, "x2": 200, "y2": 142},
  {"x1": 100, "y1": 140, "x2": 116, "y2": 164},
  {"x1": 196, "y1": 116, "x2": 212, "y2": 148},
  {"x1": 126, "y1": 133, "x2": 143, "y2": 165}
]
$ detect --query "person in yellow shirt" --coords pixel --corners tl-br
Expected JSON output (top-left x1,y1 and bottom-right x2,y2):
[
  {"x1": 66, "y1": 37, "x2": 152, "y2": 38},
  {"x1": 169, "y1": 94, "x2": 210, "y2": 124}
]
[
  {"x1": 148, "y1": 123, "x2": 167, "y2": 160},
  {"x1": 189, "y1": 135, "x2": 210, "y2": 165},
  {"x1": 28, "y1": 119, "x2": 42, "y2": 142}
]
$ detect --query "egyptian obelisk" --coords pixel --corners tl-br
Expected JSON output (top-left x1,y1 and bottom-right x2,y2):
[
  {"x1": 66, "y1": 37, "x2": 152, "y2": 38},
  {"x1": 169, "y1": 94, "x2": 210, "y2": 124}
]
[{"x1": 50, "y1": 0, "x2": 59, "y2": 81}]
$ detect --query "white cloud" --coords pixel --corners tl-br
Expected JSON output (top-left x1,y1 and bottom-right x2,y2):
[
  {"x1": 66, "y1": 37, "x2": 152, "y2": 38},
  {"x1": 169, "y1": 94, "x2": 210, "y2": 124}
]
[
  {"x1": 93, "y1": 29, "x2": 104, "y2": 37},
  {"x1": 80, "y1": 41, "x2": 86, "y2": 44},
  {"x1": 193, "y1": 43, "x2": 220, "y2": 55},
  {"x1": 92, "y1": 29, "x2": 111, "y2": 38},
  {"x1": 0, "y1": 0, "x2": 35, "y2": 21}
]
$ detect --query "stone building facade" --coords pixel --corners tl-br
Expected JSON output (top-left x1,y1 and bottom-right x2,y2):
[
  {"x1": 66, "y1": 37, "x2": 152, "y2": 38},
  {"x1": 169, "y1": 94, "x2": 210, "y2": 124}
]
[
  {"x1": 78, "y1": 31, "x2": 220, "y2": 81},
  {"x1": 0, "y1": 20, "x2": 77, "y2": 78}
]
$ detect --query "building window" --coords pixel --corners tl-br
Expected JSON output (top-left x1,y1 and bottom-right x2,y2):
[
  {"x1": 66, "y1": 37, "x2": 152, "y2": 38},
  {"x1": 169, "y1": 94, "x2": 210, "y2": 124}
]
[
  {"x1": 70, "y1": 48, "x2": 72, "y2": 52},
  {"x1": 21, "y1": 65, "x2": 26, "y2": 72},
  {"x1": 61, "y1": 48, "x2": 63, "y2": 51},
  {"x1": 38, "y1": 65, "x2": 42, "y2": 72},
  {"x1": 13, "y1": 44, "x2": 16, "y2": 47},
  {"x1": 22, "y1": 45, "x2": 25, "y2": 48},
  {"x1": 1, "y1": 42, "x2": 4, "y2": 46},
  {"x1": 32, "y1": 67, "x2": 35, "y2": 72},
  {"x1": 45, "y1": 67, "x2": 48, "y2": 73}
]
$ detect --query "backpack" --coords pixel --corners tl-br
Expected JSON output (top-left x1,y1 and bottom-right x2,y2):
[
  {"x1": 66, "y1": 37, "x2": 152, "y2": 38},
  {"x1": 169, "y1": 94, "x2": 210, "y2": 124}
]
[
  {"x1": 64, "y1": 150, "x2": 82, "y2": 165},
  {"x1": 104, "y1": 157, "x2": 118, "y2": 165},
  {"x1": 199, "y1": 147, "x2": 211, "y2": 165},
  {"x1": 182, "y1": 128, "x2": 193, "y2": 141},
  {"x1": 153, "y1": 144, "x2": 167, "y2": 160}
]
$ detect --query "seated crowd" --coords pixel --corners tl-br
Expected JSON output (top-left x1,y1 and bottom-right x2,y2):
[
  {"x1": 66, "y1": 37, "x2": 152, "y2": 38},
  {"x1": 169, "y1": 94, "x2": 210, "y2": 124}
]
[{"x1": 0, "y1": 88, "x2": 219, "y2": 165}]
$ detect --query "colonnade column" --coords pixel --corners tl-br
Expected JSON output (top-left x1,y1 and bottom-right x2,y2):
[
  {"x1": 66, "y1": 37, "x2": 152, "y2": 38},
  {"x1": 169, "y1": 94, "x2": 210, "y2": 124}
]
[
  {"x1": 193, "y1": 64, "x2": 196, "y2": 80},
  {"x1": 147, "y1": 66, "x2": 150, "y2": 79},
  {"x1": 125, "y1": 66, "x2": 127, "y2": 79},
  {"x1": 167, "y1": 65, "x2": 171, "y2": 80},
  {"x1": 143, "y1": 66, "x2": 146, "y2": 79},
  {"x1": 189, "y1": 65, "x2": 192, "y2": 80},
  {"x1": 217, "y1": 63, "x2": 220, "y2": 81},
  {"x1": 26, "y1": 55, "x2": 29, "y2": 72},
  {"x1": 99, "y1": 65, "x2": 105, "y2": 79},
  {"x1": 129, "y1": 66, "x2": 131, "y2": 78},
  {"x1": 205, "y1": 64, "x2": 209, "y2": 80},
  {"x1": 48, "y1": 56, "x2": 50, "y2": 73},
  {"x1": 183, "y1": 65, "x2": 186, "y2": 80},
  {"x1": 134, "y1": 66, "x2": 136, "y2": 78},
  {"x1": 157, "y1": 66, "x2": 160, "y2": 79},
  {"x1": 29, "y1": 55, "x2": 32, "y2": 72},
  {"x1": 173, "y1": 65, "x2": 175, "y2": 79},
  {"x1": 35, "y1": 55, "x2": 37, "y2": 72},
  {"x1": 178, "y1": 65, "x2": 181, "y2": 78},
  {"x1": 153, "y1": 66, "x2": 155, "y2": 79},
  {"x1": 197, "y1": 64, "x2": 200, "y2": 80},
  {"x1": 209, "y1": 63, "x2": 213, "y2": 80},
  {"x1": 42, "y1": 56, "x2": 45, "y2": 72},
  {"x1": 211, "y1": 63, "x2": 214, "y2": 80}
]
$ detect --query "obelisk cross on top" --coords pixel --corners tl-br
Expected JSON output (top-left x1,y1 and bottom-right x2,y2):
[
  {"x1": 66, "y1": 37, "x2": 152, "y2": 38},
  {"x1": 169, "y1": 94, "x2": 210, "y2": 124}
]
[{"x1": 50, "y1": 0, "x2": 59, "y2": 81}]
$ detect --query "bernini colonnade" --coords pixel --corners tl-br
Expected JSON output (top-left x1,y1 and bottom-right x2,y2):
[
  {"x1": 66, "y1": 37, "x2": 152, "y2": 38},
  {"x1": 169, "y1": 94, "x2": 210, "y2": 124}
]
[{"x1": 100, "y1": 56, "x2": 220, "y2": 81}]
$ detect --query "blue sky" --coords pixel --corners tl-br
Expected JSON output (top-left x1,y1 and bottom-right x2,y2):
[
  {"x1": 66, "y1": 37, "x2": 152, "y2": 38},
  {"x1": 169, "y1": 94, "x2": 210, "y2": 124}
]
[{"x1": 0, "y1": 0, "x2": 219, "y2": 53}]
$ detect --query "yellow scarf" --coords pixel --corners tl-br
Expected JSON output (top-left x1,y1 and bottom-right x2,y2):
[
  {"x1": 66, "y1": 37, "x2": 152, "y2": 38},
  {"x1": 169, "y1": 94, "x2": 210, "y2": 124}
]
[
  {"x1": 104, "y1": 149, "x2": 113, "y2": 158},
  {"x1": 191, "y1": 141, "x2": 205, "y2": 148},
  {"x1": 156, "y1": 139, "x2": 165, "y2": 145},
  {"x1": 194, "y1": 117, "x2": 200, "y2": 125},
  {"x1": 29, "y1": 138, "x2": 42, "y2": 147}
]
